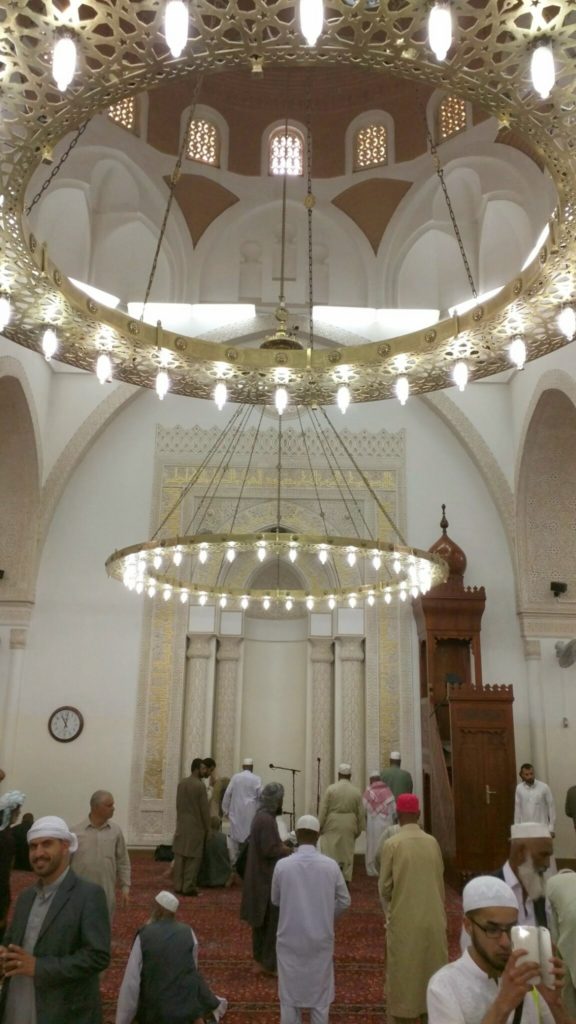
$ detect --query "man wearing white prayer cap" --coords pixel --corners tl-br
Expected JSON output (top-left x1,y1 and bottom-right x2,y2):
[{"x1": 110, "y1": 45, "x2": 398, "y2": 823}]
[
  {"x1": 271, "y1": 813, "x2": 350, "y2": 1024},
  {"x1": 221, "y1": 757, "x2": 261, "y2": 873},
  {"x1": 318, "y1": 763, "x2": 365, "y2": 883},
  {"x1": 380, "y1": 751, "x2": 414, "y2": 801},
  {"x1": 0, "y1": 815, "x2": 110, "y2": 1024},
  {"x1": 116, "y1": 890, "x2": 227, "y2": 1024},
  {"x1": 428, "y1": 875, "x2": 567, "y2": 1024},
  {"x1": 496, "y1": 822, "x2": 554, "y2": 929}
]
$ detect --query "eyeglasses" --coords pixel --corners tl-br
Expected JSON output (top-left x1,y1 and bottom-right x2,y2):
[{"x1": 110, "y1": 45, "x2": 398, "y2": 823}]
[{"x1": 468, "y1": 918, "x2": 515, "y2": 939}]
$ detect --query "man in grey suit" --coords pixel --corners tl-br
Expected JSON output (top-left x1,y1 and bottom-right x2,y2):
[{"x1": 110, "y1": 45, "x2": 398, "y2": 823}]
[
  {"x1": 0, "y1": 815, "x2": 110, "y2": 1024},
  {"x1": 173, "y1": 758, "x2": 211, "y2": 896}
]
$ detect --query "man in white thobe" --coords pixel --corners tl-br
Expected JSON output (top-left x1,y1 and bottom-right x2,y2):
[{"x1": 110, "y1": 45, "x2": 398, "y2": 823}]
[
  {"x1": 271, "y1": 814, "x2": 350, "y2": 1024},
  {"x1": 362, "y1": 770, "x2": 395, "y2": 877},
  {"x1": 515, "y1": 763, "x2": 556, "y2": 835},
  {"x1": 428, "y1": 875, "x2": 567, "y2": 1024},
  {"x1": 221, "y1": 757, "x2": 261, "y2": 866}
]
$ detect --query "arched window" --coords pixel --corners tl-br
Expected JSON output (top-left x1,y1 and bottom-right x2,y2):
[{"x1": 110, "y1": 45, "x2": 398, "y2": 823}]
[
  {"x1": 187, "y1": 118, "x2": 220, "y2": 167},
  {"x1": 107, "y1": 96, "x2": 136, "y2": 132},
  {"x1": 269, "y1": 127, "x2": 304, "y2": 176},
  {"x1": 354, "y1": 123, "x2": 388, "y2": 171},
  {"x1": 438, "y1": 96, "x2": 468, "y2": 141}
]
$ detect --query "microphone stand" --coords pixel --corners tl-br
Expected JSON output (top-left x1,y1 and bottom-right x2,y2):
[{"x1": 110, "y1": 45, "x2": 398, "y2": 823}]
[
  {"x1": 269, "y1": 763, "x2": 300, "y2": 830},
  {"x1": 316, "y1": 757, "x2": 321, "y2": 815}
]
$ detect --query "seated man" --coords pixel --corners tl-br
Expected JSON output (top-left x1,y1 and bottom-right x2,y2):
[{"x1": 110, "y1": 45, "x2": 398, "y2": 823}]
[
  {"x1": 116, "y1": 890, "x2": 227, "y2": 1024},
  {"x1": 428, "y1": 875, "x2": 569, "y2": 1024}
]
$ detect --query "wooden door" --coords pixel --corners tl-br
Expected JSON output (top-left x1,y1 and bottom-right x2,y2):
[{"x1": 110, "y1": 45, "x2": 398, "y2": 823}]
[{"x1": 451, "y1": 709, "x2": 515, "y2": 873}]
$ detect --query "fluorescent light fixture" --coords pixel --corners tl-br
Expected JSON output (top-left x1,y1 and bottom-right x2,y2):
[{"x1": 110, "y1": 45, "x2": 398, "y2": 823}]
[
  {"x1": 448, "y1": 288, "x2": 503, "y2": 317},
  {"x1": 127, "y1": 302, "x2": 255, "y2": 331},
  {"x1": 313, "y1": 306, "x2": 439, "y2": 338},
  {"x1": 70, "y1": 279, "x2": 120, "y2": 309}
]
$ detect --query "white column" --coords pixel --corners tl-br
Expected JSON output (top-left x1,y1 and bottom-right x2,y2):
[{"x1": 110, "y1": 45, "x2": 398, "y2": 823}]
[
  {"x1": 1, "y1": 628, "x2": 27, "y2": 777},
  {"x1": 181, "y1": 635, "x2": 216, "y2": 776},
  {"x1": 335, "y1": 637, "x2": 365, "y2": 787},
  {"x1": 524, "y1": 639, "x2": 549, "y2": 777},
  {"x1": 307, "y1": 639, "x2": 334, "y2": 814},
  {"x1": 214, "y1": 636, "x2": 243, "y2": 779}
]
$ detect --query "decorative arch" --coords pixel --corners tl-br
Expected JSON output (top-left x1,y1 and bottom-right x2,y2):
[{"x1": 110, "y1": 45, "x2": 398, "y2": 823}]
[
  {"x1": 516, "y1": 374, "x2": 576, "y2": 611},
  {"x1": 0, "y1": 370, "x2": 41, "y2": 603}
]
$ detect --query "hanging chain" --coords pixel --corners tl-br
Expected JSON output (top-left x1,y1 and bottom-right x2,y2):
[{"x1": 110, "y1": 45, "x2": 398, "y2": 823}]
[
  {"x1": 25, "y1": 121, "x2": 90, "y2": 216},
  {"x1": 140, "y1": 72, "x2": 205, "y2": 320},
  {"x1": 426, "y1": 125, "x2": 477, "y2": 301},
  {"x1": 305, "y1": 74, "x2": 315, "y2": 349}
]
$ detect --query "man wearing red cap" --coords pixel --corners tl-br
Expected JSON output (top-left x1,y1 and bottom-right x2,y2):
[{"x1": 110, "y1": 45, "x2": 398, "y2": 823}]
[{"x1": 379, "y1": 793, "x2": 448, "y2": 1024}]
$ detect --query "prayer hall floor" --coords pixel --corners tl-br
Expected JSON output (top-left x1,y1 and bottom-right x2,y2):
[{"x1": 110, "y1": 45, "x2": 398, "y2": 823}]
[{"x1": 11, "y1": 852, "x2": 463, "y2": 1022}]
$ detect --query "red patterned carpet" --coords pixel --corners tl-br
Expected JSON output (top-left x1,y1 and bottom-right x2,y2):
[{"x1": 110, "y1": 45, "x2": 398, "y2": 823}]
[{"x1": 11, "y1": 853, "x2": 463, "y2": 1023}]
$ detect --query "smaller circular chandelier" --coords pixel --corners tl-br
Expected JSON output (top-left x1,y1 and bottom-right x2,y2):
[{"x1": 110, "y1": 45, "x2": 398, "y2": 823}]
[{"x1": 105, "y1": 404, "x2": 448, "y2": 611}]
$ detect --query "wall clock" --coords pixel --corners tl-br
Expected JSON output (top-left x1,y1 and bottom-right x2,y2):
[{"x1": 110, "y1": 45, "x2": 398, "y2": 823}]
[{"x1": 48, "y1": 706, "x2": 84, "y2": 743}]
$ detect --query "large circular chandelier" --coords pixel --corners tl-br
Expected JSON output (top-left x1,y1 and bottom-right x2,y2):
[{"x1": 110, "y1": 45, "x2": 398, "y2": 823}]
[
  {"x1": 105, "y1": 405, "x2": 449, "y2": 610},
  {"x1": 1, "y1": 1, "x2": 576, "y2": 406}
]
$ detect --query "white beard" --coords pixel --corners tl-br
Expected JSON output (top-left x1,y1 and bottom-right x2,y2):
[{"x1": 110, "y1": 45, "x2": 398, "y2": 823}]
[{"x1": 517, "y1": 855, "x2": 546, "y2": 901}]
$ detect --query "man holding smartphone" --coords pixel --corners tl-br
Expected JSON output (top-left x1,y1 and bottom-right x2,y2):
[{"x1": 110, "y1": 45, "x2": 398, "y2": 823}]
[{"x1": 427, "y1": 876, "x2": 572, "y2": 1024}]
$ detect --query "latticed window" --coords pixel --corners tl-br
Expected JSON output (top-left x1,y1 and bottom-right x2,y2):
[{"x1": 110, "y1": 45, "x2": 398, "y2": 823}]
[
  {"x1": 269, "y1": 128, "x2": 304, "y2": 176},
  {"x1": 354, "y1": 123, "x2": 388, "y2": 171},
  {"x1": 107, "y1": 96, "x2": 136, "y2": 132},
  {"x1": 438, "y1": 96, "x2": 468, "y2": 140},
  {"x1": 187, "y1": 119, "x2": 220, "y2": 167}
]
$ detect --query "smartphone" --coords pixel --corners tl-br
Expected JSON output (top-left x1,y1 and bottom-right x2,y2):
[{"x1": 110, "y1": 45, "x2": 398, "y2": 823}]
[{"x1": 511, "y1": 925, "x2": 555, "y2": 989}]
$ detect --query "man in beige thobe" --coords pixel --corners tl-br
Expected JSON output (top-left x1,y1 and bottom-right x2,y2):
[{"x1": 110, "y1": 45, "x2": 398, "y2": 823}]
[
  {"x1": 379, "y1": 793, "x2": 448, "y2": 1024},
  {"x1": 72, "y1": 789, "x2": 131, "y2": 918},
  {"x1": 319, "y1": 763, "x2": 365, "y2": 883},
  {"x1": 547, "y1": 868, "x2": 576, "y2": 1015}
]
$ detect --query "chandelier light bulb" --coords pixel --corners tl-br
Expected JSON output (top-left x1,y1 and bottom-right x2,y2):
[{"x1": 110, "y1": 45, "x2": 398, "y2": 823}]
[
  {"x1": 226, "y1": 546, "x2": 236, "y2": 563},
  {"x1": 531, "y1": 41, "x2": 555, "y2": 100},
  {"x1": 384, "y1": 589, "x2": 392, "y2": 605},
  {"x1": 410, "y1": 585, "x2": 420, "y2": 599},
  {"x1": 198, "y1": 546, "x2": 208, "y2": 564},
  {"x1": 306, "y1": 596, "x2": 314, "y2": 611},
  {"x1": 164, "y1": 0, "x2": 189, "y2": 58},
  {"x1": 275, "y1": 386, "x2": 288, "y2": 415},
  {"x1": 199, "y1": 593, "x2": 208, "y2": 606},
  {"x1": 42, "y1": 328, "x2": 58, "y2": 361},
  {"x1": 257, "y1": 544, "x2": 267, "y2": 562},
  {"x1": 509, "y1": 336, "x2": 526, "y2": 370},
  {"x1": 155, "y1": 369, "x2": 170, "y2": 400},
  {"x1": 428, "y1": 2, "x2": 452, "y2": 61},
  {"x1": 399, "y1": 587, "x2": 408, "y2": 602},
  {"x1": 135, "y1": 581, "x2": 144, "y2": 595},
  {"x1": 219, "y1": 595, "x2": 227, "y2": 608},
  {"x1": 347, "y1": 549, "x2": 357, "y2": 567},
  {"x1": 289, "y1": 545, "x2": 298, "y2": 562},
  {"x1": 299, "y1": 0, "x2": 323, "y2": 47},
  {"x1": 96, "y1": 352, "x2": 112, "y2": 384},
  {"x1": 395, "y1": 375, "x2": 409, "y2": 406},
  {"x1": 241, "y1": 596, "x2": 249, "y2": 610},
  {"x1": 0, "y1": 294, "x2": 11, "y2": 332},
  {"x1": 318, "y1": 546, "x2": 328, "y2": 565},
  {"x1": 367, "y1": 592, "x2": 375, "y2": 607},
  {"x1": 52, "y1": 34, "x2": 77, "y2": 91},
  {"x1": 173, "y1": 548, "x2": 183, "y2": 566},
  {"x1": 393, "y1": 557, "x2": 401, "y2": 574},
  {"x1": 147, "y1": 584, "x2": 156, "y2": 598},
  {"x1": 452, "y1": 360, "x2": 469, "y2": 392},
  {"x1": 214, "y1": 381, "x2": 227, "y2": 411},
  {"x1": 153, "y1": 553, "x2": 163, "y2": 570},
  {"x1": 372, "y1": 552, "x2": 382, "y2": 571},
  {"x1": 328, "y1": 596, "x2": 336, "y2": 610},
  {"x1": 180, "y1": 590, "x2": 189, "y2": 603},
  {"x1": 285, "y1": 597, "x2": 293, "y2": 611},
  {"x1": 263, "y1": 596, "x2": 271, "y2": 611},
  {"x1": 162, "y1": 586, "x2": 172, "y2": 601},
  {"x1": 558, "y1": 305, "x2": 576, "y2": 341},
  {"x1": 348, "y1": 594, "x2": 357, "y2": 608},
  {"x1": 337, "y1": 385, "x2": 351, "y2": 414}
]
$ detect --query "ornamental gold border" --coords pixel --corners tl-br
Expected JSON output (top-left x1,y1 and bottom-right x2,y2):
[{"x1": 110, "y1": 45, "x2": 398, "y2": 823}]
[{"x1": 1, "y1": 0, "x2": 574, "y2": 402}]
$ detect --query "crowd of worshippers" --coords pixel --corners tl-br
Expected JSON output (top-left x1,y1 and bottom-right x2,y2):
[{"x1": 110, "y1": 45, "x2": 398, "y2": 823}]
[{"x1": 1, "y1": 755, "x2": 576, "y2": 1023}]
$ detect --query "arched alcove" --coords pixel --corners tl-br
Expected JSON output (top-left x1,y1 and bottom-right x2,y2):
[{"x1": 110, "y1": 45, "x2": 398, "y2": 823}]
[
  {"x1": 479, "y1": 199, "x2": 532, "y2": 291},
  {"x1": 0, "y1": 376, "x2": 40, "y2": 601},
  {"x1": 396, "y1": 229, "x2": 470, "y2": 310},
  {"x1": 33, "y1": 185, "x2": 91, "y2": 281},
  {"x1": 517, "y1": 388, "x2": 576, "y2": 608}
]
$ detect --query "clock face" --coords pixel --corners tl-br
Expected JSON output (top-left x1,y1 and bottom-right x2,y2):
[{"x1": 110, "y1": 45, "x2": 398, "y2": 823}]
[{"x1": 48, "y1": 706, "x2": 84, "y2": 743}]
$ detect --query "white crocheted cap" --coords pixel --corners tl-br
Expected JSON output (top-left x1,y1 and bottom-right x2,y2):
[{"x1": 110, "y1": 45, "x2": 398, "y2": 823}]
[
  {"x1": 296, "y1": 815, "x2": 320, "y2": 832},
  {"x1": 155, "y1": 890, "x2": 179, "y2": 913},
  {"x1": 463, "y1": 876, "x2": 518, "y2": 913},
  {"x1": 510, "y1": 822, "x2": 552, "y2": 840}
]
